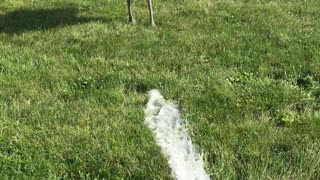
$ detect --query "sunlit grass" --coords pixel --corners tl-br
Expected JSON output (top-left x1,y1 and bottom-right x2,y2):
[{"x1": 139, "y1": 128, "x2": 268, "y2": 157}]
[{"x1": 0, "y1": 0, "x2": 319, "y2": 179}]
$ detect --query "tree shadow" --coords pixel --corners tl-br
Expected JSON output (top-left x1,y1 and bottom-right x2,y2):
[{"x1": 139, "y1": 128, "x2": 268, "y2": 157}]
[{"x1": 0, "y1": 7, "x2": 111, "y2": 34}]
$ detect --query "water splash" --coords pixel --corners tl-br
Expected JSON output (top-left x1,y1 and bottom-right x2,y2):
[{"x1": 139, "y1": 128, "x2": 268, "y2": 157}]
[{"x1": 145, "y1": 89, "x2": 210, "y2": 180}]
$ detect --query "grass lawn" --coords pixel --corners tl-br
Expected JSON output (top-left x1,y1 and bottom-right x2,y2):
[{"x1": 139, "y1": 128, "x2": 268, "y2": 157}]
[{"x1": 0, "y1": 0, "x2": 320, "y2": 179}]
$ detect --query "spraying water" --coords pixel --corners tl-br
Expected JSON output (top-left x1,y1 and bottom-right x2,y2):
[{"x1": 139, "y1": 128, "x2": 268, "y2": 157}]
[{"x1": 145, "y1": 89, "x2": 210, "y2": 180}]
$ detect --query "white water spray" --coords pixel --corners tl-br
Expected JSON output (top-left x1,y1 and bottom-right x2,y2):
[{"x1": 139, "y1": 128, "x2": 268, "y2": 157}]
[{"x1": 145, "y1": 89, "x2": 210, "y2": 180}]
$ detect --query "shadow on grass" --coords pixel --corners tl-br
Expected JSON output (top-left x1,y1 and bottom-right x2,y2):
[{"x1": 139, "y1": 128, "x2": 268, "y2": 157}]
[{"x1": 0, "y1": 7, "x2": 111, "y2": 34}]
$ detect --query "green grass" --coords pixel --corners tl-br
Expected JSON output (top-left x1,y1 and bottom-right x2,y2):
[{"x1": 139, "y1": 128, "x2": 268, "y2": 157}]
[{"x1": 0, "y1": 0, "x2": 320, "y2": 179}]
